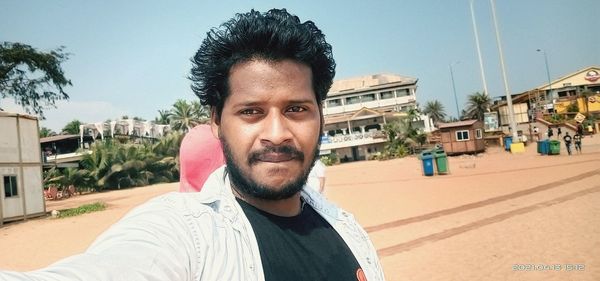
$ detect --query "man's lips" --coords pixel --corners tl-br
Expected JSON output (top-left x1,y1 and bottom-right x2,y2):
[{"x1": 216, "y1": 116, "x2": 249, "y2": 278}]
[
  {"x1": 256, "y1": 152, "x2": 295, "y2": 163},
  {"x1": 248, "y1": 145, "x2": 304, "y2": 165}
]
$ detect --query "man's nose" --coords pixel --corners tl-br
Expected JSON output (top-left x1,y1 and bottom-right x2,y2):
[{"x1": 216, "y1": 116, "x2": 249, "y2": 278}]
[{"x1": 260, "y1": 110, "x2": 292, "y2": 146}]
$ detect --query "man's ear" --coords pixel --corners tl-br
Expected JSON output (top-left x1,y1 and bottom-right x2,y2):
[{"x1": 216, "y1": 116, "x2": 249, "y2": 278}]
[{"x1": 210, "y1": 107, "x2": 220, "y2": 139}]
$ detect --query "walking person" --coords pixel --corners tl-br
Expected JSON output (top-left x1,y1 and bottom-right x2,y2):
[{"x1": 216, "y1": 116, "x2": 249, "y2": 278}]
[
  {"x1": 573, "y1": 132, "x2": 582, "y2": 154},
  {"x1": 547, "y1": 127, "x2": 554, "y2": 139},
  {"x1": 557, "y1": 127, "x2": 562, "y2": 139},
  {"x1": 563, "y1": 132, "x2": 573, "y2": 155}
]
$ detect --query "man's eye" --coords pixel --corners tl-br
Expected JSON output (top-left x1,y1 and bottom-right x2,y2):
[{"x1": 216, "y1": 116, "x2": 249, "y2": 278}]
[
  {"x1": 240, "y1": 109, "x2": 261, "y2": 115},
  {"x1": 287, "y1": 106, "x2": 306, "y2": 113}
]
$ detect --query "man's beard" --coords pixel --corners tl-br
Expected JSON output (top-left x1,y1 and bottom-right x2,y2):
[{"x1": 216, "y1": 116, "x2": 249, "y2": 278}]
[{"x1": 220, "y1": 134, "x2": 320, "y2": 200}]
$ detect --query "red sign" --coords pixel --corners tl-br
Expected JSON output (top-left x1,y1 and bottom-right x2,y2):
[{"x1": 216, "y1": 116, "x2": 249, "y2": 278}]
[{"x1": 584, "y1": 70, "x2": 600, "y2": 82}]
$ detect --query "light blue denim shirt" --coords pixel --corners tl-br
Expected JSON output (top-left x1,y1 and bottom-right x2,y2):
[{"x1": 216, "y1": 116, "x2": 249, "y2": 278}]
[{"x1": 1, "y1": 166, "x2": 385, "y2": 281}]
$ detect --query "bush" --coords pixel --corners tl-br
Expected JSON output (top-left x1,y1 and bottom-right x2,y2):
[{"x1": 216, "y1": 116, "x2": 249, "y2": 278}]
[
  {"x1": 320, "y1": 154, "x2": 338, "y2": 166},
  {"x1": 57, "y1": 202, "x2": 106, "y2": 218},
  {"x1": 566, "y1": 102, "x2": 579, "y2": 113}
]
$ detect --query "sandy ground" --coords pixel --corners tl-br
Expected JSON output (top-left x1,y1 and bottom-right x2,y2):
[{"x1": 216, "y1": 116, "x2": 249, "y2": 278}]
[{"x1": 1, "y1": 136, "x2": 600, "y2": 280}]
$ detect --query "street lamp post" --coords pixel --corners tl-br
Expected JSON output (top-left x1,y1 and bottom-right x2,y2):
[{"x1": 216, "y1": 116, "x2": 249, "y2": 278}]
[
  {"x1": 449, "y1": 61, "x2": 461, "y2": 119},
  {"x1": 536, "y1": 49, "x2": 553, "y2": 102},
  {"x1": 469, "y1": 0, "x2": 490, "y2": 96},
  {"x1": 490, "y1": 0, "x2": 518, "y2": 141}
]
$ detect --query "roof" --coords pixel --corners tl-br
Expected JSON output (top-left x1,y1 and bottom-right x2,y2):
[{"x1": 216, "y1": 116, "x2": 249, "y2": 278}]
[
  {"x1": 437, "y1": 120, "x2": 478, "y2": 129},
  {"x1": 40, "y1": 134, "x2": 79, "y2": 143},
  {"x1": 0, "y1": 111, "x2": 38, "y2": 120},
  {"x1": 328, "y1": 73, "x2": 417, "y2": 97},
  {"x1": 536, "y1": 65, "x2": 600, "y2": 90}
]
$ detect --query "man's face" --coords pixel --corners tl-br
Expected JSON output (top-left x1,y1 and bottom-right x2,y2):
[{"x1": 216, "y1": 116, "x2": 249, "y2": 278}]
[{"x1": 212, "y1": 59, "x2": 321, "y2": 200}]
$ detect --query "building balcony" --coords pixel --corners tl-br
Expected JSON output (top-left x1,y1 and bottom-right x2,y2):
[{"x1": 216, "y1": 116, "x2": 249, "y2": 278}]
[
  {"x1": 320, "y1": 130, "x2": 387, "y2": 150},
  {"x1": 42, "y1": 150, "x2": 91, "y2": 168},
  {"x1": 323, "y1": 96, "x2": 416, "y2": 116}
]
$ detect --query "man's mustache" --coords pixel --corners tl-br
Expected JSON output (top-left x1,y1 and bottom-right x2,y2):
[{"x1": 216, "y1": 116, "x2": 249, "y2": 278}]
[{"x1": 248, "y1": 145, "x2": 305, "y2": 165}]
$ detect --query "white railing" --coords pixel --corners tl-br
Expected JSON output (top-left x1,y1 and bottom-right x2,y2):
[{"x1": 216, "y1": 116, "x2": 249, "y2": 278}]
[{"x1": 320, "y1": 131, "x2": 387, "y2": 150}]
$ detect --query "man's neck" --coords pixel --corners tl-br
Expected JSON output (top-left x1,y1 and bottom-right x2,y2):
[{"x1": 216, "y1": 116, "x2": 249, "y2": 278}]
[{"x1": 232, "y1": 188, "x2": 302, "y2": 217}]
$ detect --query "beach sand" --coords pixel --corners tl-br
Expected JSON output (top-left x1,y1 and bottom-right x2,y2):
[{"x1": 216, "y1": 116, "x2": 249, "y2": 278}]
[{"x1": 1, "y1": 136, "x2": 599, "y2": 280}]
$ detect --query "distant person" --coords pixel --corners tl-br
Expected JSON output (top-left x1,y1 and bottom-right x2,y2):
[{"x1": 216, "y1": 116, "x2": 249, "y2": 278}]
[
  {"x1": 557, "y1": 127, "x2": 562, "y2": 138},
  {"x1": 547, "y1": 127, "x2": 554, "y2": 139},
  {"x1": 563, "y1": 132, "x2": 573, "y2": 155},
  {"x1": 179, "y1": 124, "x2": 225, "y2": 192},
  {"x1": 307, "y1": 158, "x2": 326, "y2": 194},
  {"x1": 588, "y1": 124, "x2": 594, "y2": 137},
  {"x1": 577, "y1": 123, "x2": 584, "y2": 136},
  {"x1": 573, "y1": 132, "x2": 582, "y2": 154},
  {"x1": 533, "y1": 126, "x2": 540, "y2": 141}
]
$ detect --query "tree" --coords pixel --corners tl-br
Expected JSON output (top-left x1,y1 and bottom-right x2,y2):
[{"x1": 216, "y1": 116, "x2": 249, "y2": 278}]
[
  {"x1": 62, "y1": 119, "x2": 82, "y2": 134},
  {"x1": 0, "y1": 42, "x2": 71, "y2": 118},
  {"x1": 169, "y1": 99, "x2": 204, "y2": 132},
  {"x1": 464, "y1": 91, "x2": 491, "y2": 121},
  {"x1": 154, "y1": 109, "x2": 171, "y2": 125},
  {"x1": 422, "y1": 100, "x2": 447, "y2": 125},
  {"x1": 191, "y1": 100, "x2": 210, "y2": 122},
  {"x1": 39, "y1": 127, "x2": 56, "y2": 138}
]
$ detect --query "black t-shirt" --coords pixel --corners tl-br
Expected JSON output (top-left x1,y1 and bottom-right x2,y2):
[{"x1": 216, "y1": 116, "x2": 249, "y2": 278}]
[
  {"x1": 563, "y1": 135, "x2": 572, "y2": 144},
  {"x1": 237, "y1": 198, "x2": 364, "y2": 281}
]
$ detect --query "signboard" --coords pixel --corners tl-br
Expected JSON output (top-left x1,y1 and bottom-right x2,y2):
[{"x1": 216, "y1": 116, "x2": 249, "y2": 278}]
[
  {"x1": 574, "y1": 113, "x2": 586, "y2": 123},
  {"x1": 484, "y1": 112, "x2": 499, "y2": 132}
]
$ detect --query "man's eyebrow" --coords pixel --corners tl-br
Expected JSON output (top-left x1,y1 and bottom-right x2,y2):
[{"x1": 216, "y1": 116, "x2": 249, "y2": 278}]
[{"x1": 233, "y1": 99, "x2": 316, "y2": 107}]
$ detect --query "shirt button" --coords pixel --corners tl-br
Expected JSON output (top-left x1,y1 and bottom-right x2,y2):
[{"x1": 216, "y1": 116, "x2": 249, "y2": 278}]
[
  {"x1": 366, "y1": 257, "x2": 372, "y2": 264},
  {"x1": 224, "y1": 205, "x2": 232, "y2": 212}
]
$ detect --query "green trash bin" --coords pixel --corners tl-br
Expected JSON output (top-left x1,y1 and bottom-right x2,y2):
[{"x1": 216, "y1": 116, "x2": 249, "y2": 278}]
[
  {"x1": 433, "y1": 149, "x2": 449, "y2": 174},
  {"x1": 549, "y1": 140, "x2": 561, "y2": 155}
]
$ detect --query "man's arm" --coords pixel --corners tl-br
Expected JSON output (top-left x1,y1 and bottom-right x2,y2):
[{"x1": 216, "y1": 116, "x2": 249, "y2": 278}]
[{"x1": 0, "y1": 195, "x2": 198, "y2": 281}]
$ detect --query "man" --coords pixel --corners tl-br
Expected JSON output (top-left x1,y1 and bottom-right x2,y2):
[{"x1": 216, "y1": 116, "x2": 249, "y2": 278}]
[
  {"x1": 0, "y1": 9, "x2": 384, "y2": 281},
  {"x1": 573, "y1": 132, "x2": 582, "y2": 154},
  {"x1": 563, "y1": 132, "x2": 573, "y2": 155}
]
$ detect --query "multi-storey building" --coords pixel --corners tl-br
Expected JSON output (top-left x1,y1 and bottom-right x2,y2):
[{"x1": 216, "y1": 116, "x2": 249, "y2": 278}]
[{"x1": 320, "y1": 73, "x2": 433, "y2": 162}]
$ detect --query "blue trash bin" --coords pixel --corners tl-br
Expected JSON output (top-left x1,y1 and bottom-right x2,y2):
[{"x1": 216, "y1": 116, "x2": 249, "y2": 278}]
[
  {"x1": 540, "y1": 139, "x2": 550, "y2": 155},
  {"x1": 503, "y1": 136, "x2": 513, "y2": 151},
  {"x1": 419, "y1": 151, "x2": 435, "y2": 176}
]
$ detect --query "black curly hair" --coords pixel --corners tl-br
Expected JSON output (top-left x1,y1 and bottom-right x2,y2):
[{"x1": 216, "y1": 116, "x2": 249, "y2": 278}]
[{"x1": 190, "y1": 8, "x2": 336, "y2": 120}]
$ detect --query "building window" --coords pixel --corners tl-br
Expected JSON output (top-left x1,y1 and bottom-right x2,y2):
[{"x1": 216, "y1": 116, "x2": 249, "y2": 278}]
[
  {"x1": 3, "y1": 175, "x2": 18, "y2": 198},
  {"x1": 345, "y1": 96, "x2": 361, "y2": 105},
  {"x1": 362, "y1": 94, "x2": 376, "y2": 102},
  {"x1": 327, "y1": 99, "x2": 342, "y2": 107},
  {"x1": 395, "y1": 89, "x2": 410, "y2": 97},
  {"x1": 456, "y1": 130, "x2": 470, "y2": 141},
  {"x1": 380, "y1": 91, "x2": 394, "y2": 99},
  {"x1": 475, "y1": 129, "x2": 482, "y2": 139}
]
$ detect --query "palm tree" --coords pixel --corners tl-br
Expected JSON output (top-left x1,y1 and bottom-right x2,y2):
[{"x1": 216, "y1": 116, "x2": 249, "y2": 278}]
[
  {"x1": 169, "y1": 100, "x2": 202, "y2": 132},
  {"x1": 39, "y1": 127, "x2": 56, "y2": 138},
  {"x1": 62, "y1": 119, "x2": 82, "y2": 135},
  {"x1": 464, "y1": 92, "x2": 491, "y2": 121},
  {"x1": 155, "y1": 109, "x2": 171, "y2": 125},
  {"x1": 422, "y1": 100, "x2": 447, "y2": 125},
  {"x1": 190, "y1": 100, "x2": 210, "y2": 123}
]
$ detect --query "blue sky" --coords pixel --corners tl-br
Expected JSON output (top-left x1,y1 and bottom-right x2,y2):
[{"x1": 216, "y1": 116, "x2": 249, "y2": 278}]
[{"x1": 1, "y1": 0, "x2": 599, "y2": 131}]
